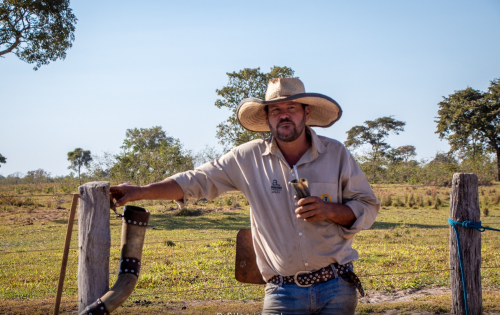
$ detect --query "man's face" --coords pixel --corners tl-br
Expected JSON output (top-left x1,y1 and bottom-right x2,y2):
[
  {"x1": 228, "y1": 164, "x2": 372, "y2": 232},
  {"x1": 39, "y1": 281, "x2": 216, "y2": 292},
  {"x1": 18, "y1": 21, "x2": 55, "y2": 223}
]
[{"x1": 266, "y1": 101, "x2": 310, "y2": 142}]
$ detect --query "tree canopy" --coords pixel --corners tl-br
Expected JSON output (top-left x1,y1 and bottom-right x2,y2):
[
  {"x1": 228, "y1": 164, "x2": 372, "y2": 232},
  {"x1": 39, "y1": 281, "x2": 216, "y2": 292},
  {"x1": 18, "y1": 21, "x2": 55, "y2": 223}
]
[
  {"x1": 214, "y1": 66, "x2": 295, "y2": 150},
  {"x1": 387, "y1": 145, "x2": 417, "y2": 163},
  {"x1": 345, "y1": 116, "x2": 406, "y2": 182},
  {"x1": 435, "y1": 78, "x2": 500, "y2": 180},
  {"x1": 0, "y1": 0, "x2": 77, "y2": 70},
  {"x1": 111, "y1": 126, "x2": 193, "y2": 185},
  {"x1": 0, "y1": 153, "x2": 6, "y2": 167},
  {"x1": 67, "y1": 148, "x2": 92, "y2": 185},
  {"x1": 345, "y1": 116, "x2": 406, "y2": 163}
]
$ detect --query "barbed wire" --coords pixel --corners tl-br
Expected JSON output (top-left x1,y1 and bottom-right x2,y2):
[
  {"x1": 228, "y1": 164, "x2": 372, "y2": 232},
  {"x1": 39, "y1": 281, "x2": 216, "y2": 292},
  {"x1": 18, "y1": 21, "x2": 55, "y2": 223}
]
[
  {"x1": 360, "y1": 268, "x2": 453, "y2": 277},
  {"x1": 0, "y1": 194, "x2": 74, "y2": 198},
  {"x1": 0, "y1": 236, "x2": 237, "y2": 255}
]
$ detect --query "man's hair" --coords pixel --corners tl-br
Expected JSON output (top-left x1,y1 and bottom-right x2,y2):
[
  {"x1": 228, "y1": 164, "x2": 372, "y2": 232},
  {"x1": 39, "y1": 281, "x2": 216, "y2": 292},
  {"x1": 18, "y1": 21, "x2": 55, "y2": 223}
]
[{"x1": 264, "y1": 103, "x2": 308, "y2": 114}]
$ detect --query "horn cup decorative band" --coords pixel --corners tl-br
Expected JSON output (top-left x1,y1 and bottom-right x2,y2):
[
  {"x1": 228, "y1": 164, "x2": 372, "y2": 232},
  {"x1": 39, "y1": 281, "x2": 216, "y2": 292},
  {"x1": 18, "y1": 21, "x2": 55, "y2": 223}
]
[{"x1": 80, "y1": 205, "x2": 150, "y2": 315}]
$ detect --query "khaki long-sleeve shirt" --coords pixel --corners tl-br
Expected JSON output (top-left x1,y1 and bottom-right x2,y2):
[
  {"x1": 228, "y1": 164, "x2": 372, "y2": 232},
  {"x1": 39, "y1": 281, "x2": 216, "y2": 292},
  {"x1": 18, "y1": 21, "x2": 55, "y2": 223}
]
[{"x1": 170, "y1": 127, "x2": 380, "y2": 281}]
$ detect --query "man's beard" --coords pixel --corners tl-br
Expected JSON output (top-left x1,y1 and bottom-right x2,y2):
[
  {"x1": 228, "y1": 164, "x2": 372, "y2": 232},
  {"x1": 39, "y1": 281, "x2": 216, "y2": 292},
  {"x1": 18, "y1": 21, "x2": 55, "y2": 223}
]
[{"x1": 268, "y1": 116, "x2": 307, "y2": 142}]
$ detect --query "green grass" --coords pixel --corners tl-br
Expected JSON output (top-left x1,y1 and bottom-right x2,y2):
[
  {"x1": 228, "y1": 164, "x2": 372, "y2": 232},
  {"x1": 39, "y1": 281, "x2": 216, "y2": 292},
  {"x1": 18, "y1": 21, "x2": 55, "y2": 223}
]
[{"x1": 0, "y1": 183, "x2": 500, "y2": 314}]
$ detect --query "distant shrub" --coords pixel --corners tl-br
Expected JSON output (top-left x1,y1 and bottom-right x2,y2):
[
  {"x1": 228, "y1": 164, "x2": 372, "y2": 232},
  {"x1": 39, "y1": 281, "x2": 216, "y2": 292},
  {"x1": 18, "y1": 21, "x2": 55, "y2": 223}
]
[
  {"x1": 492, "y1": 194, "x2": 500, "y2": 205},
  {"x1": 482, "y1": 207, "x2": 489, "y2": 217},
  {"x1": 175, "y1": 208, "x2": 201, "y2": 216},
  {"x1": 382, "y1": 195, "x2": 392, "y2": 207},
  {"x1": 407, "y1": 193, "x2": 416, "y2": 207}
]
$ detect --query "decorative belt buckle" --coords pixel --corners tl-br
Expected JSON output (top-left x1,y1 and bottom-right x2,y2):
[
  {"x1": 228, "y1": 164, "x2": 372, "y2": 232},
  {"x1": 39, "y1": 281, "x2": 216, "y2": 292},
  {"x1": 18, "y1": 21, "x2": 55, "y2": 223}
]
[{"x1": 294, "y1": 270, "x2": 313, "y2": 287}]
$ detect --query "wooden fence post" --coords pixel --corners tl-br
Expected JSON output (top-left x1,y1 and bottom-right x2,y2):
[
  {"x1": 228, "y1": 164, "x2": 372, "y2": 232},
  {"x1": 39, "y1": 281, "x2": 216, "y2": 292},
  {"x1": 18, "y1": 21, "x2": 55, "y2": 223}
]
[
  {"x1": 78, "y1": 181, "x2": 111, "y2": 313},
  {"x1": 449, "y1": 173, "x2": 482, "y2": 315}
]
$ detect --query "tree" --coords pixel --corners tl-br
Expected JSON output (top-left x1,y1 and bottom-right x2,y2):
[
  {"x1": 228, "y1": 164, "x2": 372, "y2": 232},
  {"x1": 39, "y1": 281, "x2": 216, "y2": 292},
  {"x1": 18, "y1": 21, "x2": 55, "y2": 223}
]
[
  {"x1": 87, "y1": 151, "x2": 115, "y2": 179},
  {"x1": 421, "y1": 152, "x2": 458, "y2": 186},
  {"x1": 0, "y1": 0, "x2": 77, "y2": 70},
  {"x1": 111, "y1": 126, "x2": 193, "y2": 185},
  {"x1": 387, "y1": 145, "x2": 417, "y2": 163},
  {"x1": 0, "y1": 153, "x2": 6, "y2": 167},
  {"x1": 435, "y1": 78, "x2": 500, "y2": 180},
  {"x1": 345, "y1": 116, "x2": 405, "y2": 183},
  {"x1": 215, "y1": 66, "x2": 295, "y2": 151},
  {"x1": 25, "y1": 168, "x2": 51, "y2": 184},
  {"x1": 67, "y1": 148, "x2": 92, "y2": 185},
  {"x1": 193, "y1": 145, "x2": 222, "y2": 168},
  {"x1": 345, "y1": 116, "x2": 406, "y2": 163}
]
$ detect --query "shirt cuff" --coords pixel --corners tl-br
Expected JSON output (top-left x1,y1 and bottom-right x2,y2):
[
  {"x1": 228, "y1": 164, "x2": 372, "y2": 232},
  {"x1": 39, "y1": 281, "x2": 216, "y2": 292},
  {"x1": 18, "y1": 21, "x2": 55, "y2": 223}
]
[{"x1": 338, "y1": 199, "x2": 377, "y2": 239}]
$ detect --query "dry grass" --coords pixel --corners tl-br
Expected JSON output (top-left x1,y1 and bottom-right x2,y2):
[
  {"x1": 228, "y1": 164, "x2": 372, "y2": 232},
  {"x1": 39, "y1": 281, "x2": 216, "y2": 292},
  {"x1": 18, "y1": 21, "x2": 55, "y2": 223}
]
[{"x1": 1, "y1": 183, "x2": 500, "y2": 314}]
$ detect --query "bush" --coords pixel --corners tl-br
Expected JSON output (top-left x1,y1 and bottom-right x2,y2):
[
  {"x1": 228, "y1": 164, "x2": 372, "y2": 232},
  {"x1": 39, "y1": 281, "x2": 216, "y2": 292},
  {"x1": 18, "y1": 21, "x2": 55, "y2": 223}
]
[
  {"x1": 382, "y1": 195, "x2": 392, "y2": 207},
  {"x1": 482, "y1": 207, "x2": 489, "y2": 217},
  {"x1": 175, "y1": 208, "x2": 201, "y2": 216}
]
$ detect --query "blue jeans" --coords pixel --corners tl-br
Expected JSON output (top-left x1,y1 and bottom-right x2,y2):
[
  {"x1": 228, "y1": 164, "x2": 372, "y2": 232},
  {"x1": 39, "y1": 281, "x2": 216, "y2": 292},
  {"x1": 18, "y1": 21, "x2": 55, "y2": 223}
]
[{"x1": 262, "y1": 274, "x2": 358, "y2": 315}]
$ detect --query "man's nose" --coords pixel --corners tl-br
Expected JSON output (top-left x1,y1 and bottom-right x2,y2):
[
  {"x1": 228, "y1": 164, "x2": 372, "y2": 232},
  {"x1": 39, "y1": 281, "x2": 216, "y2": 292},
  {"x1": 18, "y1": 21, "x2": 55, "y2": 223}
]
[{"x1": 277, "y1": 111, "x2": 292, "y2": 119}]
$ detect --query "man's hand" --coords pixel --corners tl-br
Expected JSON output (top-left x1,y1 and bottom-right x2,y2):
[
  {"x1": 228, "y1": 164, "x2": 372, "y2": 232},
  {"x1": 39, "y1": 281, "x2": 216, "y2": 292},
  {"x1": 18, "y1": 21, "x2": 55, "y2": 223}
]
[
  {"x1": 295, "y1": 196, "x2": 356, "y2": 227},
  {"x1": 110, "y1": 183, "x2": 143, "y2": 207},
  {"x1": 295, "y1": 196, "x2": 332, "y2": 221}
]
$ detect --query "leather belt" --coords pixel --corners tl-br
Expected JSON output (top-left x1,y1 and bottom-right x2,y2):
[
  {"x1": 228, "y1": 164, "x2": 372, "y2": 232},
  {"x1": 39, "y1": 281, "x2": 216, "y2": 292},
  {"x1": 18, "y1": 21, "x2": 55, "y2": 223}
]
[{"x1": 267, "y1": 262, "x2": 365, "y2": 297}]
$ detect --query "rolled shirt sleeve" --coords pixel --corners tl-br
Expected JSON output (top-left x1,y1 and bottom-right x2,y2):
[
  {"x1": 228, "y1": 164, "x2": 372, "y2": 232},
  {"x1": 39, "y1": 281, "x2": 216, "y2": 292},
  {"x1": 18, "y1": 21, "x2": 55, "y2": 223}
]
[
  {"x1": 339, "y1": 151, "x2": 380, "y2": 239},
  {"x1": 168, "y1": 152, "x2": 239, "y2": 207}
]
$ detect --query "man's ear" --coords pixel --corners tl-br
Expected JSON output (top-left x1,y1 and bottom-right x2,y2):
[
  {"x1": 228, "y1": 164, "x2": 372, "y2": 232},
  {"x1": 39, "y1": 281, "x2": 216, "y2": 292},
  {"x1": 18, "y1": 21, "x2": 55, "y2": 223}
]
[{"x1": 304, "y1": 105, "x2": 311, "y2": 122}]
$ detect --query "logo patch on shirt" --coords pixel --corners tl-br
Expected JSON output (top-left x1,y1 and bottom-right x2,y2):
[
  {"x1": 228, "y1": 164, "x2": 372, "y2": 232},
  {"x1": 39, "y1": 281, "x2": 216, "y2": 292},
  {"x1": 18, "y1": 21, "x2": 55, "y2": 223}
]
[
  {"x1": 321, "y1": 193, "x2": 332, "y2": 202},
  {"x1": 271, "y1": 179, "x2": 282, "y2": 194}
]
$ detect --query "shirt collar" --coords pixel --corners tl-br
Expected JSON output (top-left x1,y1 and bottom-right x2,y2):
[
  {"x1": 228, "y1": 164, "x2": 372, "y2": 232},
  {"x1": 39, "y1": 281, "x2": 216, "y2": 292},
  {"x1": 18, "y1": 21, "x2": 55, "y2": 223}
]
[{"x1": 262, "y1": 126, "x2": 326, "y2": 163}]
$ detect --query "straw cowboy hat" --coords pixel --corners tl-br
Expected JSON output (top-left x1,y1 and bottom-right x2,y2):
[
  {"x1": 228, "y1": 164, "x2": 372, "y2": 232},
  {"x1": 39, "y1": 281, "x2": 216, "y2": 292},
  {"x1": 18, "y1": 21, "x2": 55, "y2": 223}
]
[{"x1": 237, "y1": 78, "x2": 342, "y2": 132}]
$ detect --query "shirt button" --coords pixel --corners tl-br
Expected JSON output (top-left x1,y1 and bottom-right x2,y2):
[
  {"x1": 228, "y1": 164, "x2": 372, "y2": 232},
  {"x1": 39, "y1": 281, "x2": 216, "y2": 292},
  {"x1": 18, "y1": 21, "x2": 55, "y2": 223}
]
[
  {"x1": 298, "y1": 232, "x2": 302, "y2": 236},
  {"x1": 305, "y1": 263, "x2": 309, "y2": 266}
]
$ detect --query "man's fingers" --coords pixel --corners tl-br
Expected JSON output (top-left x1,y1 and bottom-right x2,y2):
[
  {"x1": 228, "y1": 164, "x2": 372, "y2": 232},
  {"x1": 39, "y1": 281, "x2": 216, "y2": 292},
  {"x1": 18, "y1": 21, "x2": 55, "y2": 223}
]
[
  {"x1": 110, "y1": 183, "x2": 135, "y2": 207},
  {"x1": 114, "y1": 196, "x2": 128, "y2": 207},
  {"x1": 296, "y1": 208, "x2": 317, "y2": 220},
  {"x1": 297, "y1": 196, "x2": 317, "y2": 207}
]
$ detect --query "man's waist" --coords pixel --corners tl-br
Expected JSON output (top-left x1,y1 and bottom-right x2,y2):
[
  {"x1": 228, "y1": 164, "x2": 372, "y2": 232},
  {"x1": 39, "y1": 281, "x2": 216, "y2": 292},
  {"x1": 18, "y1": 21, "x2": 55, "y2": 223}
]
[{"x1": 266, "y1": 262, "x2": 365, "y2": 296}]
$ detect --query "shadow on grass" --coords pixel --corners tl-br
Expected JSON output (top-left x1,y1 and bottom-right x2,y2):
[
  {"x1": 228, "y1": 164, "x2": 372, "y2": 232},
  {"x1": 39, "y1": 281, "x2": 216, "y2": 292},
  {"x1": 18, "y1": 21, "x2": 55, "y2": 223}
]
[
  {"x1": 371, "y1": 221, "x2": 448, "y2": 230},
  {"x1": 50, "y1": 213, "x2": 450, "y2": 230},
  {"x1": 147, "y1": 211, "x2": 251, "y2": 231}
]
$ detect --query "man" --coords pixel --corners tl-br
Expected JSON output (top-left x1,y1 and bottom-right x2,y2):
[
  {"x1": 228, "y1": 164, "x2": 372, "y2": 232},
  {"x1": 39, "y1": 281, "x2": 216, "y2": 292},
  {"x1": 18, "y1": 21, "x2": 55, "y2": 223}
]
[{"x1": 111, "y1": 78, "x2": 380, "y2": 315}]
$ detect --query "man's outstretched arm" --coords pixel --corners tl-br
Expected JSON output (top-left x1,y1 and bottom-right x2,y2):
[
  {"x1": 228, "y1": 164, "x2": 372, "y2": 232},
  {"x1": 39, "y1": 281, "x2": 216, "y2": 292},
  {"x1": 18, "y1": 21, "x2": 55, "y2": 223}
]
[{"x1": 110, "y1": 178, "x2": 184, "y2": 207}]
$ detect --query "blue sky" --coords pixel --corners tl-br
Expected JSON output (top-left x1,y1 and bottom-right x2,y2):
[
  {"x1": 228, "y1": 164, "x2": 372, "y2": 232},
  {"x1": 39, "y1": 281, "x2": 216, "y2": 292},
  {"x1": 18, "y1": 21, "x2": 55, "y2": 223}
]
[{"x1": 1, "y1": 0, "x2": 500, "y2": 177}]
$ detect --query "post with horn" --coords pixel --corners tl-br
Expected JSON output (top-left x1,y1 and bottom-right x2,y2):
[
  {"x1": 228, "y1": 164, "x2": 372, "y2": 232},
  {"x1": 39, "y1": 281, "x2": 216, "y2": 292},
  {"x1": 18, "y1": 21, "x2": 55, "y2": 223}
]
[
  {"x1": 78, "y1": 182, "x2": 111, "y2": 313},
  {"x1": 78, "y1": 181, "x2": 150, "y2": 314}
]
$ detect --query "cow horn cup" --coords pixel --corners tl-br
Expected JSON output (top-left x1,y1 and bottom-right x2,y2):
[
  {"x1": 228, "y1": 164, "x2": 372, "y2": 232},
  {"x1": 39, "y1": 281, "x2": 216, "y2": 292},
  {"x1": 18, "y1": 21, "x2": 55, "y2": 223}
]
[{"x1": 79, "y1": 205, "x2": 150, "y2": 315}]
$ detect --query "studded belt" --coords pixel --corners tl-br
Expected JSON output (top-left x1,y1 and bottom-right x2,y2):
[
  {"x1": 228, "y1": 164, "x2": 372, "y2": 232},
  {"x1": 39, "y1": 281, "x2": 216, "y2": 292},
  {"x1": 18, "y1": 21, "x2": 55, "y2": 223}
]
[{"x1": 267, "y1": 262, "x2": 365, "y2": 297}]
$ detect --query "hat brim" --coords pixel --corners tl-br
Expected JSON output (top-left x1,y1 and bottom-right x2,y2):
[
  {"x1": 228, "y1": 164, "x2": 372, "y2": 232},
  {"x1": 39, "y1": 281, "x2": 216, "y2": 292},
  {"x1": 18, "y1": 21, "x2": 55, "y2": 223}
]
[{"x1": 237, "y1": 93, "x2": 343, "y2": 132}]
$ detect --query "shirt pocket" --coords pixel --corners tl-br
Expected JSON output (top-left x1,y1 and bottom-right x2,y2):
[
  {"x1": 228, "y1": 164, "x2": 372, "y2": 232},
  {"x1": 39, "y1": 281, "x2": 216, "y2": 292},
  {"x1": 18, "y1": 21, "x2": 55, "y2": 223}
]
[{"x1": 309, "y1": 182, "x2": 339, "y2": 204}]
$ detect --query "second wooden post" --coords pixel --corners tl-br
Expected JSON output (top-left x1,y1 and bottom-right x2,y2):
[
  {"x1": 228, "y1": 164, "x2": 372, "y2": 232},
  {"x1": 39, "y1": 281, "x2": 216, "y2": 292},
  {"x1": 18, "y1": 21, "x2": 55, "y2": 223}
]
[{"x1": 449, "y1": 173, "x2": 482, "y2": 315}]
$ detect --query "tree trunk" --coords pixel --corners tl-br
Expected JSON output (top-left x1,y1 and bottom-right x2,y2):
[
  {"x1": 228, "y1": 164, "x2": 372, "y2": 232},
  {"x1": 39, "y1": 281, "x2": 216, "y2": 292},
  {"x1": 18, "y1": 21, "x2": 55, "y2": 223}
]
[
  {"x1": 78, "y1": 181, "x2": 111, "y2": 313},
  {"x1": 449, "y1": 173, "x2": 482, "y2": 315}
]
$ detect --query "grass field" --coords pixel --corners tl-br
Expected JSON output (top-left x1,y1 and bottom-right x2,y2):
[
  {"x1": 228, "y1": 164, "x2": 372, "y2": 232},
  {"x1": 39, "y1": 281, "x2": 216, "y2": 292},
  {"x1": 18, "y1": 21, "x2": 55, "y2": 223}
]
[{"x1": 0, "y1": 182, "x2": 499, "y2": 314}]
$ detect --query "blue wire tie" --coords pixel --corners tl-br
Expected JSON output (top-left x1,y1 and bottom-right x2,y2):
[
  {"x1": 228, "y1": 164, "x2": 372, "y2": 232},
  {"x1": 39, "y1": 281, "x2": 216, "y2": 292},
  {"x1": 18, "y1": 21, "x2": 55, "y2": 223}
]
[{"x1": 448, "y1": 218, "x2": 500, "y2": 315}]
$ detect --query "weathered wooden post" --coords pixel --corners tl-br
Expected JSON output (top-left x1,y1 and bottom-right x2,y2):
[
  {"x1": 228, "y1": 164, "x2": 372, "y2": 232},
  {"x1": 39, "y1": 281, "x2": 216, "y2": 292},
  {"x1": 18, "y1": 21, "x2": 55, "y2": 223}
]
[
  {"x1": 449, "y1": 173, "x2": 482, "y2": 315},
  {"x1": 78, "y1": 181, "x2": 111, "y2": 313}
]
